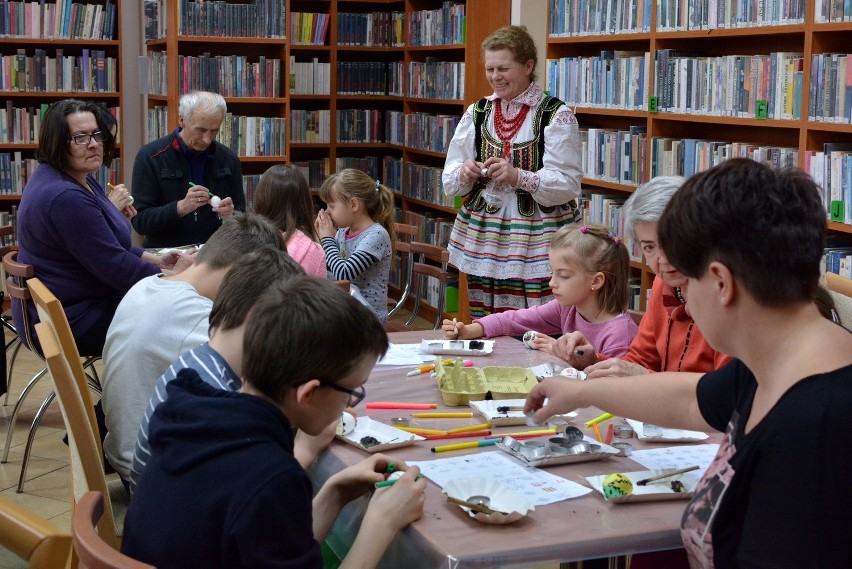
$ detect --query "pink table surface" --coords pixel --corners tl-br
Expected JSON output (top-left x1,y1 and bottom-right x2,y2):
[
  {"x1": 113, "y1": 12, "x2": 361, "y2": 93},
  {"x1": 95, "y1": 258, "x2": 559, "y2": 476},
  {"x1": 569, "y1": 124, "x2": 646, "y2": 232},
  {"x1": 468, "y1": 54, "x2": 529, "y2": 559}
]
[{"x1": 310, "y1": 331, "x2": 722, "y2": 568}]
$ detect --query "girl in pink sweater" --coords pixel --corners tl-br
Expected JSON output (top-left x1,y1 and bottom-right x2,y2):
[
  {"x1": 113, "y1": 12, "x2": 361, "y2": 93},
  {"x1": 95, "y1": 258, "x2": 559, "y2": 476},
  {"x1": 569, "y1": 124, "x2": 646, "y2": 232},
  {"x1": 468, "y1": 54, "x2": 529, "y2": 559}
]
[
  {"x1": 252, "y1": 165, "x2": 326, "y2": 277},
  {"x1": 444, "y1": 224, "x2": 638, "y2": 358}
]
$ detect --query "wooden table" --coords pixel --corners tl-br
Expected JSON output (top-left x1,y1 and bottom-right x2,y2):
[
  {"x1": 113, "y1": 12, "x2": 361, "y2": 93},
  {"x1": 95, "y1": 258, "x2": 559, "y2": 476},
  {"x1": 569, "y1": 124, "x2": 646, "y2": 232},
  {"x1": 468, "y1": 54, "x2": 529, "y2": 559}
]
[{"x1": 310, "y1": 331, "x2": 720, "y2": 568}]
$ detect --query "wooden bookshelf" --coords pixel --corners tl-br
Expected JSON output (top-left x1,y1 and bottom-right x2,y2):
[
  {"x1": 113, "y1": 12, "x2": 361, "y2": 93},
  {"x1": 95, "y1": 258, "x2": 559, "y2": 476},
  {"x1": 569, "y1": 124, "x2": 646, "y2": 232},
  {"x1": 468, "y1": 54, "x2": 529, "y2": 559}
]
[
  {"x1": 547, "y1": 0, "x2": 852, "y2": 308},
  {"x1": 0, "y1": 0, "x2": 124, "y2": 209}
]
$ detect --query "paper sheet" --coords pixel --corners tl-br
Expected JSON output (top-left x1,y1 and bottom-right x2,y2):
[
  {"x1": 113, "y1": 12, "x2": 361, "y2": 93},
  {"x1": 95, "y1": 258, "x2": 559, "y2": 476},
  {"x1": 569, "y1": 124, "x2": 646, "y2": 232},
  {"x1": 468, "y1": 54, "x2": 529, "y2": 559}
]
[
  {"x1": 408, "y1": 450, "x2": 592, "y2": 506},
  {"x1": 629, "y1": 444, "x2": 720, "y2": 479},
  {"x1": 625, "y1": 419, "x2": 709, "y2": 442},
  {"x1": 375, "y1": 343, "x2": 433, "y2": 366}
]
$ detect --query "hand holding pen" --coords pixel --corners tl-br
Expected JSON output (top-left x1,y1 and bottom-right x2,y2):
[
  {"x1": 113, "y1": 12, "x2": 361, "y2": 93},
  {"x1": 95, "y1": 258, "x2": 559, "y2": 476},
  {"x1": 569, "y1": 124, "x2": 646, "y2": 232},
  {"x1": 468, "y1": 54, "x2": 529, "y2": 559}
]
[
  {"x1": 441, "y1": 319, "x2": 484, "y2": 340},
  {"x1": 553, "y1": 331, "x2": 595, "y2": 369}
]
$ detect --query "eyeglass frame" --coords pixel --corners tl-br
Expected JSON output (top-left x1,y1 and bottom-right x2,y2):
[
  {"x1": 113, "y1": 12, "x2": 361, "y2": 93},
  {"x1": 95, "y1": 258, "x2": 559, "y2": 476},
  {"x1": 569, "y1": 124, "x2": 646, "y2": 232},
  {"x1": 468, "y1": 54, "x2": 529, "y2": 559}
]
[
  {"x1": 322, "y1": 382, "x2": 366, "y2": 407},
  {"x1": 68, "y1": 131, "x2": 106, "y2": 145}
]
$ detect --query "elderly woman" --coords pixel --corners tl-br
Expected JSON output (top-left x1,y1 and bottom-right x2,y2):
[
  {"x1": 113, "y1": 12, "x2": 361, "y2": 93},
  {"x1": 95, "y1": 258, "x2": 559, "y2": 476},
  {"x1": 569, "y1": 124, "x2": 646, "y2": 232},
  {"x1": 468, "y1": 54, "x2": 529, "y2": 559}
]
[
  {"x1": 555, "y1": 176, "x2": 731, "y2": 377},
  {"x1": 442, "y1": 25, "x2": 582, "y2": 318},
  {"x1": 13, "y1": 99, "x2": 177, "y2": 356}
]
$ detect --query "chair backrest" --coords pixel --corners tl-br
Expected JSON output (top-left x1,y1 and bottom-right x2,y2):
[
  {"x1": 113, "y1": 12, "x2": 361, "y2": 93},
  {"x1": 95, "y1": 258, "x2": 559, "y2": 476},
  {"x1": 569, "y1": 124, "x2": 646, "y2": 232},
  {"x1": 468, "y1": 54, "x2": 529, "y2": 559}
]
[
  {"x1": 388, "y1": 223, "x2": 418, "y2": 317},
  {"x1": 627, "y1": 309, "x2": 644, "y2": 326},
  {"x1": 825, "y1": 272, "x2": 852, "y2": 329},
  {"x1": 35, "y1": 322, "x2": 117, "y2": 550},
  {"x1": 72, "y1": 492, "x2": 154, "y2": 569},
  {"x1": 334, "y1": 279, "x2": 351, "y2": 293},
  {"x1": 0, "y1": 495, "x2": 71, "y2": 569},
  {"x1": 408, "y1": 242, "x2": 451, "y2": 330},
  {"x1": 826, "y1": 271, "x2": 852, "y2": 297},
  {"x1": 3, "y1": 250, "x2": 37, "y2": 354}
]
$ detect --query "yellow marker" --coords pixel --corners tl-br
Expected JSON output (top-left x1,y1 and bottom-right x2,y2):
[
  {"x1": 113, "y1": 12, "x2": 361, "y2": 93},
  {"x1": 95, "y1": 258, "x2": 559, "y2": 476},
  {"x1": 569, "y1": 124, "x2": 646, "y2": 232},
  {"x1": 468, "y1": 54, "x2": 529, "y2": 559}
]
[
  {"x1": 431, "y1": 439, "x2": 500, "y2": 453},
  {"x1": 411, "y1": 412, "x2": 473, "y2": 419},
  {"x1": 446, "y1": 422, "x2": 492, "y2": 434},
  {"x1": 496, "y1": 428, "x2": 557, "y2": 437},
  {"x1": 395, "y1": 426, "x2": 447, "y2": 435},
  {"x1": 584, "y1": 412, "x2": 614, "y2": 427}
]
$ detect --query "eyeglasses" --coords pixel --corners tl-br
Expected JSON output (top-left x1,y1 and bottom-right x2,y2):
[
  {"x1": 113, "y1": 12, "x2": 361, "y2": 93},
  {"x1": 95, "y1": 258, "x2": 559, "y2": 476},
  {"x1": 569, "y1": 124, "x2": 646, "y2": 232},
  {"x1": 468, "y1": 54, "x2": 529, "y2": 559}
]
[
  {"x1": 68, "y1": 131, "x2": 106, "y2": 145},
  {"x1": 323, "y1": 382, "x2": 366, "y2": 407}
]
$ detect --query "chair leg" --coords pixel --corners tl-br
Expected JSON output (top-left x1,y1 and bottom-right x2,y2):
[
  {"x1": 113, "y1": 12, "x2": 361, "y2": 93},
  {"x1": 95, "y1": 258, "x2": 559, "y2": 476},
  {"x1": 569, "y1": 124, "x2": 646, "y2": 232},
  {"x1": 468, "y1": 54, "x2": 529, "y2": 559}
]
[
  {"x1": 4, "y1": 340, "x2": 23, "y2": 406},
  {"x1": 16, "y1": 390, "x2": 56, "y2": 493},
  {"x1": 405, "y1": 276, "x2": 422, "y2": 326},
  {"x1": 1, "y1": 367, "x2": 48, "y2": 463},
  {"x1": 387, "y1": 280, "x2": 412, "y2": 319}
]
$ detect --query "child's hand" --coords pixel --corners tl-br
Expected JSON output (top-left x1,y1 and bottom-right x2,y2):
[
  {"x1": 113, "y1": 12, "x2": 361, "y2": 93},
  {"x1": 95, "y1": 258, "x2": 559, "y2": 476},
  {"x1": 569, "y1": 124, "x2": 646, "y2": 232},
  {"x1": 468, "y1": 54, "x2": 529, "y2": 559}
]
[
  {"x1": 584, "y1": 358, "x2": 649, "y2": 379},
  {"x1": 365, "y1": 467, "x2": 425, "y2": 532},
  {"x1": 315, "y1": 209, "x2": 336, "y2": 239},
  {"x1": 553, "y1": 332, "x2": 596, "y2": 369},
  {"x1": 441, "y1": 319, "x2": 483, "y2": 340},
  {"x1": 328, "y1": 453, "x2": 408, "y2": 504},
  {"x1": 531, "y1": 333, "x2": 557, "y2": 353}
]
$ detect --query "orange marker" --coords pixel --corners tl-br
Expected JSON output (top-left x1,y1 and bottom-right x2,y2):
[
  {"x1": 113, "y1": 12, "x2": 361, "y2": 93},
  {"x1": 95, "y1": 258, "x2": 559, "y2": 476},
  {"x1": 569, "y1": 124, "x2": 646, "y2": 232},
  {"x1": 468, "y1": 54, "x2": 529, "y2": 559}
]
[{"x1": 591, "y1": 423, "x2": 603, "y2": 443}]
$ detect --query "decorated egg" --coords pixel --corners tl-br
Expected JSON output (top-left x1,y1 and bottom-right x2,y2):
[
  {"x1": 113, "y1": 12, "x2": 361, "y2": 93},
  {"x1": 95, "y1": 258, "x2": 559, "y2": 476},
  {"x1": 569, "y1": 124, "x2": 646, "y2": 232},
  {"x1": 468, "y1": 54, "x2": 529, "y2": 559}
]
[
  {"x1": 388, "y1": 470, "x2": 404, "y2": 481},
  {"x1": 602, "y1": 473, "x2": 633, "y2": 499},
  {"x1": 522, "y1": 331, "x2": 538, "y2": 349},
  {"x1": 336, "y1": 411, "x2": 356, "y2": 436},
  {"x1": 210, "y1": 195, "x2": 222, "y2": 208}
]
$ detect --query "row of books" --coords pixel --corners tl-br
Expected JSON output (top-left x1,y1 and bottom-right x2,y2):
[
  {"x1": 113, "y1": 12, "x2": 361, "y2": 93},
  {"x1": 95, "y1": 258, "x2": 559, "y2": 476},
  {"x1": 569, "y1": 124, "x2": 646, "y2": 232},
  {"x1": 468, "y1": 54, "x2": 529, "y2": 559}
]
[
  {"x1": 290, "y1": 109, "x2": 329, "y2": 144},
  {"x1": 176, "y1": 0, "x2": 285, "y2": 39},
  {"x1": 407, "y1": 1, "x2": 465, "y2": 47},
  {"x1": 336, "y1": 156, "x2": 380, "y2": 181},
  {"x1": 649, "y1": 137, "x2": 798, "y2": 178},
  {"x1": 146, "y1": 105, "x2": 168, "y2": 141},
  {"x1": 177, "y1": 54, "x2": 281, "y2": 98},
  {"x1": 0, "y1": 205, "x2": 16, "y2": 247},
  {"x1": 809, "y1": 53, "x2": 852, "y2": 124},
  {"x1": 546, "y1": 51, "x2": 650, "y2": 111},
  {"x1": 215, "y1": 114, "x2": 286, "y2": 157},
  {"x1": 549, "y1": 0, "x2": 652, "y2": 36},
  {"x1": 336, "y1": 61, "x2": 395, "y2": 96},
  {"x1": 815, "y1": 0, "x2": 852, "y2": 21},
  {"x1": 656, "y1": 0, "x2": 805, "y2": 30},
  {"x1": 385, "y1": 111, "x2": 460, "y2": 153},
  {"x1": 241, "y1": 173, "x2": 261, "y2": 209},
  {"x1": 654, "y1": 50, "x2": 804, "y2": 119},
  {"x1": 0, "y1": 152, "x2": 119, "y2": 194},
  {"x1": 1, "y1": 48, "x2": 117, "y2": 92},
  {"x1": 806, "y1": 144, "x2": 852, "y2": 225},
  {"x1": 337, "y1": 109, "x2": 383, "y2": 144},
  {"x1": 292, "y1": 158, "x2": 330, "y2": 190},
  {"x1": 1, "y1": 0, "x2": 117, "y2": 39},
  {"x1": 337, "y1": 11, "x2": 404, "y2": 47},
  {"x1": 398, "y1": 209, "x2": 454, "y2": 248},
  {"x1": 401, "y1": 161, "x2": 457, "y2": 208},
  {"x1": 579, "y1": 126, "x2": 647, "y2": 186},
  {"x1": 407, "y1": 60, "x2": 464, "y2": 100},
  {"x1": 289, "y1": 57, "x2": 330, "y2": 95},
  {"x1": 2, "y1": 102, "x2": 119, "y2": 144},
  {"x1": 290, "y1": 11, "x2": 330, "y2": 46}
]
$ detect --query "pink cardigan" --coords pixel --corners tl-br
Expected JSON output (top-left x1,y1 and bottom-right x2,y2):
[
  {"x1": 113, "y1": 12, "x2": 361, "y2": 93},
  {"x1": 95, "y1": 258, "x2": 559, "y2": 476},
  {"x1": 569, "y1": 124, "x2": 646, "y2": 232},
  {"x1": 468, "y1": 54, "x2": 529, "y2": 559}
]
[{"x1": 285, "y1": 230, "x2": 326, "y2": 278}]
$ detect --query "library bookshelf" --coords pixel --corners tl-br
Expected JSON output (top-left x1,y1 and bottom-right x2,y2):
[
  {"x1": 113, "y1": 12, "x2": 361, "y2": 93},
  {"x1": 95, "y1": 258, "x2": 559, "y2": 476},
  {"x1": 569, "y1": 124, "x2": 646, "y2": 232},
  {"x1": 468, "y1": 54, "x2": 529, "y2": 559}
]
[
  {"x1": 546, "y1": 0, "x2": 852, "y2": 308},
  {"x1": 0, "y1": 0, "x2": 123, "y2": 218}
]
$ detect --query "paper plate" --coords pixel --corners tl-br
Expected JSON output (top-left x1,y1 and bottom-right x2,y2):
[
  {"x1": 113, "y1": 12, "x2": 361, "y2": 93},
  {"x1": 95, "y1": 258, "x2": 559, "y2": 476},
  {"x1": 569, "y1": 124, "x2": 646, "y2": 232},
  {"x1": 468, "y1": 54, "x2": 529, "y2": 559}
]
[
  {"x1": 420, "y1": 339, "x2": 494, "y2": 356},
  {"x1": 585, "y1": 469, "x2": 701, "y2": 503},
  {"x1": 625, "y1": 419, "x2": 709, "y2": 443},
  {"x1": 335, "y1": 416, "x2": 424, "y2": 453},
  {"x1": 443, "y1": 478, "x2": 534, "y2": 524}
]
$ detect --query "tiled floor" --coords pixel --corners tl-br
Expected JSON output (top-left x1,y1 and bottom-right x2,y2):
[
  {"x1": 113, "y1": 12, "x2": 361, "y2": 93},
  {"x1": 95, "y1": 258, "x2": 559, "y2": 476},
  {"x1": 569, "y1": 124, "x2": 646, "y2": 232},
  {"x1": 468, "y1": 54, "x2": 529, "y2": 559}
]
[{"x1": 0, "y1": 309, "x2": 435, "y2": 533}]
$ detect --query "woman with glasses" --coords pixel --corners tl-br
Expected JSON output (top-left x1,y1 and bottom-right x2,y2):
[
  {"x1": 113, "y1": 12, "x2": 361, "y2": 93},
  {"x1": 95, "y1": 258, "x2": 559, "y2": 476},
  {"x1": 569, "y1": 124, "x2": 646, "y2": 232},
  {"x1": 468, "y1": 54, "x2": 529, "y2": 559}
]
[
  {"x1": 442, "y1": 25, "x2": 582, "y2": 318},
  {"x1": 13, "y1": 99, "x2": 180, "y2": 356}
]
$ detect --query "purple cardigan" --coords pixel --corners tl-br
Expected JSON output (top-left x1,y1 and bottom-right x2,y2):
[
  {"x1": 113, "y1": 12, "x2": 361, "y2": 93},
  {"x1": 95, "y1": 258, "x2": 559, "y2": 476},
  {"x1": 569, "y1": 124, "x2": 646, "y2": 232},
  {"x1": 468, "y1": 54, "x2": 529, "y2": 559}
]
[
  {"x1": 13, "y1": 163, "x2": 159, "y2": 345},
  {"x1": 478, "y1": 302, "x2": 638, "y2": 358}
]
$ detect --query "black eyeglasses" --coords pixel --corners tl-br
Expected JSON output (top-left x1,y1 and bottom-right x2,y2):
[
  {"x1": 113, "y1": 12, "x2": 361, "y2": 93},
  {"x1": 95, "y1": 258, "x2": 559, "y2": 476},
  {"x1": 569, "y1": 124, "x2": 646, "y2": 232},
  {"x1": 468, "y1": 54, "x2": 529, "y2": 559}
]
[
  {"x1": 68, "y1": 131, "x2": 106, "y2": 145},
  {"x1": 324, "y1": 383, "x2": 366, "y2": 407}
]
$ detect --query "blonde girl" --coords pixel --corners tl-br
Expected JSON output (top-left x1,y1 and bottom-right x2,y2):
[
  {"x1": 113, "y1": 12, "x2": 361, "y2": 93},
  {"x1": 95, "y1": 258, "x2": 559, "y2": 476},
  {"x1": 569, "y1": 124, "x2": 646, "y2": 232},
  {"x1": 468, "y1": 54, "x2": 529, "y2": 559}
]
[
  {"x1": 252, "y1": 164, "x2": 326, "y2": 277},
  {"x1": 315, "y1": 168, "x2": 396, "y2": 323},
  {"x1": 443, "y1": 223, "x2": 638, "y2": 358}
]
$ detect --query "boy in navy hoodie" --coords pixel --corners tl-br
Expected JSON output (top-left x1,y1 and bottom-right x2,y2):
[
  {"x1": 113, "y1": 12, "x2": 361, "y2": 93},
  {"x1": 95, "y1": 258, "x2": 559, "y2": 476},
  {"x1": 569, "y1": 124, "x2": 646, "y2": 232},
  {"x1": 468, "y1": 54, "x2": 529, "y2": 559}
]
[{"x1": 123, "y1": 276, "x2": 426, "y2": 568}]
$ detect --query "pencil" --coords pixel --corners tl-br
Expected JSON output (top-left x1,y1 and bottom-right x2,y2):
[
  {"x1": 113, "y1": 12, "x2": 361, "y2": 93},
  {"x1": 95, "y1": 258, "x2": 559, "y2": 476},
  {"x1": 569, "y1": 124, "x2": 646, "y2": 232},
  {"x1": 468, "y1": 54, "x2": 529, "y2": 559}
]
[
  {"x1": 636, "y1": 465, "x2": 700, "y2": 486},
  {"x1": 411, "y1": 412, "x2": 473, "y2": 418},
  {"x1": 431, "y1": 439, "x2": 500, "y2": 453},
  {"x1": 446, "y1": 422, "x2": 492, "y2": 434},
  {"x1": 591, "y1": 423, "x2": 603, "y2": 443},
  {"x1": 452, "y1": 317, "x2": 459, "y2": 339}
]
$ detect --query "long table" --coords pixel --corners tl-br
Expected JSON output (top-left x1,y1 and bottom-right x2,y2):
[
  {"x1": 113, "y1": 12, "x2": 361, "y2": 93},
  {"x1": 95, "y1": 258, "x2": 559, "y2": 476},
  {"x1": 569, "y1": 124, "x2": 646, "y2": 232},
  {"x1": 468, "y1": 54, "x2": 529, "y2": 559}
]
[{"x1": 310, "y1": 331, "x2": 721, "y2": 568}]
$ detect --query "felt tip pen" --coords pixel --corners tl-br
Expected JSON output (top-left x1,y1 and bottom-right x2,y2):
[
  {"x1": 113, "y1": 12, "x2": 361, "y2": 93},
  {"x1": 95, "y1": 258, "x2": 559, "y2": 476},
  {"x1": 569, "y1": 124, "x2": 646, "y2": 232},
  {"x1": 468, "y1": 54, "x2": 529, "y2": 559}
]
[
  {"x1": 605, "y1": 424, "x2": 614, "y2": 446},
  {"x1": 395, "y1": 426, "x2": 448, "y2": 435},
  {"x1": 406, "y1": 360, "x2": 454, "y2": 376},
  {"x1": 366, "y1": 402, "x2": 437, "y2": 410},
  {"x1": 446, "y1": 422, "x2": 492, "y2": 434},
  {"x1": 591, "y1": 422, "x2": 603, "y2": 443},
  {"x1": 375, "y1": 474, "x2": 424, "y2": 488},
  {"x1": 584, "y1": 412, "x2": 614, "y2": 427},
  {"x1": 484, "y1": 428, "x2": 557, "y2": 439},
  {"x1": 422, "y1": 430, "x2": 492, "y2": 441},
  {"x1": 430, "y1": 439, "x2": 500, "y2": 453},
  {"x1": 411, "y1": 412, "x2": 473, "y2": 418}
]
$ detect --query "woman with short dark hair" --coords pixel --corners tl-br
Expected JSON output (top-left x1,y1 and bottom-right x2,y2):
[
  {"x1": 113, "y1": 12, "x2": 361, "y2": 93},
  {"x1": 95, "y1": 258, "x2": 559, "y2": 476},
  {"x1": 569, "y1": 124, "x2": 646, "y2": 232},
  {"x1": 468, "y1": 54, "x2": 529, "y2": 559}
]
[{"x1": 14, "y1": 99, "x2": 177, "y2": 355}]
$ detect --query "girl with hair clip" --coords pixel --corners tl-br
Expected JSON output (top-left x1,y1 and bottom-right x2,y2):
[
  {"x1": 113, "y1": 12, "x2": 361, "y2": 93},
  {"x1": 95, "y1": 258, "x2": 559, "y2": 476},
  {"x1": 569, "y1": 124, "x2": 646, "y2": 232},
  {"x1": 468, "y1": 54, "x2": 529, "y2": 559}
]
[
  {"x1": 315, "y1": 168, "x2": 396, "y2": 323},
  {"x1": 443, "y1": 224, "x2": 638, "y2": 358},
  {"x1": 252, "y1": 164, "x2": 326, "y2": 277}
]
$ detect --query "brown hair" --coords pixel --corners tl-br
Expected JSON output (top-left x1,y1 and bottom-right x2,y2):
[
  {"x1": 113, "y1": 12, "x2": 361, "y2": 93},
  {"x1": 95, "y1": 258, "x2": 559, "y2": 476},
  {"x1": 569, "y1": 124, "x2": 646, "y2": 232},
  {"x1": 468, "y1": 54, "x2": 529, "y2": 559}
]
[
  {"x1": 481, "y1": 25, "x2": 538, "y2": 83},
  {"x1": 252, "y1": 164, "x2": 318, "y2": 242},
  {"x1": 550, "y1": 224, "x2": 630, "y2": 314},
  {"x1": 195, "y1": 211, "x2": 286, "y2": 269},
  {"x1": 318, "y1": 168, "x2": 396, "y2": 252},
  {"x1": 36, "y1": 99, "x2": 117, "y2": 172}
]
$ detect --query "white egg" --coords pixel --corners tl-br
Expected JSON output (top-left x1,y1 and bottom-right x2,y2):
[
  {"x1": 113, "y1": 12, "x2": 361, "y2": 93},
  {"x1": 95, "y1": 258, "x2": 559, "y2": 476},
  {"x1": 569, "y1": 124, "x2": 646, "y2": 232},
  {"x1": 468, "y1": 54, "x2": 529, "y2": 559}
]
[
  {"x1": 336, "y1": 411, "x2": 356, "y2": 436},
  {"x1": 388, "y1": 471, "x2": 404, "y2": 481},
  {"x1": 210, "y1": 196, "x2": 221, "y2": 208}
]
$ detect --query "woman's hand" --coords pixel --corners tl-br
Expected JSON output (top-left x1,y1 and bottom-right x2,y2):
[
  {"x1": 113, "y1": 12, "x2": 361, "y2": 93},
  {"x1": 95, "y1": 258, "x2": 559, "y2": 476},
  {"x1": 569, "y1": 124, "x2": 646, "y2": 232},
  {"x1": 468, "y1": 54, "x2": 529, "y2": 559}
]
[
  {"x1": 121, "y1": 204, "x2": 137, "y2": 219},
  {"x1": 107, "y1": 183, "x2": 134, "y2": 214},
  {"x1": 441, "y1": 319, "x2": 483, "y2": 340},
  {"x1": 315, "y1": 209, "x2": 336, "y2": 239},
  {"x1": 459, "y1": 159, "x2": 487, "y2": 185},
  {"x1": 482, "y1": 157, "x2": 520, "y2": 186},
  {"x1": 159, "y1": 250, "x2": 181, "y2": 270},
  {"x1": 552, "y1": 332, "x2": 597, "y2": 369},
  {"x1": 524, "y1": 377, "x2": 584, "y2": 425},
  {"x1": 583, "y1": 358, "x2": 650, "y2": 379}
]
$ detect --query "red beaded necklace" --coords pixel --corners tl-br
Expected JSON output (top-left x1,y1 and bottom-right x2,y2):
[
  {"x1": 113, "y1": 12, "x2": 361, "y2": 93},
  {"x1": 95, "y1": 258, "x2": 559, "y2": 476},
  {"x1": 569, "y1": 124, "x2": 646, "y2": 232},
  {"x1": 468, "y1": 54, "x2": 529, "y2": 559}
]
[{"x1": 493, "y1": 99, "x2": 530, "y2": 158}]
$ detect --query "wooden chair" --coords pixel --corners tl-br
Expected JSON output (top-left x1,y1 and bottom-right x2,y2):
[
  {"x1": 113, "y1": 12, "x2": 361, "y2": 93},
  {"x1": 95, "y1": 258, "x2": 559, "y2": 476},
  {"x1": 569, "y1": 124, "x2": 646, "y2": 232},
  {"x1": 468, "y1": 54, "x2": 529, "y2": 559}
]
[
  {"x1": 406, "y1": 242, "x2": 451, "y2": 330},
  {"x1": 826, "y1": 271, "x2": 852, "y2": 297},
  {"x1": 387, "y1": 223, "x2": 417, "y2": 318},
  {"x1": 0, "y1": 495, "x2": 71, "y2": 569},
  {"x1": 34, "y1": 305, "x2": 127, "y2": 547},
  {"x1": 334, "y1": 279, "x2": 350, "y2": 293},
  {"x1": 72, "y1": 492, "x2": 154, "y2": 569},
  {"x1": 627, "y1": 309, "x2": 644, "y2": 326}
]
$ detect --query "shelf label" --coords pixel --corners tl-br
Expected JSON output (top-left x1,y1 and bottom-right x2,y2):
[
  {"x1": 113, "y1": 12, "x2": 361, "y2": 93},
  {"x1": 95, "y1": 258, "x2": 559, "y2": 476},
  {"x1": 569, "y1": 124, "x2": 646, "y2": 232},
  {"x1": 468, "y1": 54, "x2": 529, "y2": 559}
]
[
  {"x1": 648, "y1": 96, "x2": 658, "y2": 113},
  {"x1": 830, "y1": 200, "x2": 845, "y2": 222},
  {"x1": 755, "y1": 100, "x2": 768, "y2": 120}
]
